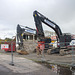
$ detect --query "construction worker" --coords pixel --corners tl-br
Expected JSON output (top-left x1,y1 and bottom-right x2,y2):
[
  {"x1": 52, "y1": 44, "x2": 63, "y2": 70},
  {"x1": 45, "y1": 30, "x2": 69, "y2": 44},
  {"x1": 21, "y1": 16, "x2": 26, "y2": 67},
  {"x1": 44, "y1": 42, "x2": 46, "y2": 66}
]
[{"x1": 36, "y1": 38, "x2": 45, "y2": 56}]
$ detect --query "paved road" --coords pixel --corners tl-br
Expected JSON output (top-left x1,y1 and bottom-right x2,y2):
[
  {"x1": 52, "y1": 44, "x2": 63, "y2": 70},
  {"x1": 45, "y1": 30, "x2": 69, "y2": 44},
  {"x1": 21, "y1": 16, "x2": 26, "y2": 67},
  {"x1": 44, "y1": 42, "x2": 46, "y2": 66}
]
[
  {"x1": 0, "y1": 49, "x2": 74, "y2": 65},
  {"x1": 0, "y1": 53, "x2": 57, "y2": 75},
  {"x1": 0, "y1": 64, "x2": 57, "y2": 75}
]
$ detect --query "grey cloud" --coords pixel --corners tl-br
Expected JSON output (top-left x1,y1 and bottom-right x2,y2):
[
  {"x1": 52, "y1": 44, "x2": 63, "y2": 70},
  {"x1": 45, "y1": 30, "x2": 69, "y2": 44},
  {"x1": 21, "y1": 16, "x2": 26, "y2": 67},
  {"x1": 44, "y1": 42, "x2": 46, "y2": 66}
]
[{"x1": 0, "y1": 0, "x2": 75, "y2": 39}]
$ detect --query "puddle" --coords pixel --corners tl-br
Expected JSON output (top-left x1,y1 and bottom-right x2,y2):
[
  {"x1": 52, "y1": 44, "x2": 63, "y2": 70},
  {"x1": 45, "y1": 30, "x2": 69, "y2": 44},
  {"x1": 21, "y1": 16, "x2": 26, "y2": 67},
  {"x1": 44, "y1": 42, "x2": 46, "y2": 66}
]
[
  {"x1": 57, "y1": 65, "x2": 72, "y2": 75},
  {"x1": 39, "y1": 62, "x2": 75, "y2": 75}
]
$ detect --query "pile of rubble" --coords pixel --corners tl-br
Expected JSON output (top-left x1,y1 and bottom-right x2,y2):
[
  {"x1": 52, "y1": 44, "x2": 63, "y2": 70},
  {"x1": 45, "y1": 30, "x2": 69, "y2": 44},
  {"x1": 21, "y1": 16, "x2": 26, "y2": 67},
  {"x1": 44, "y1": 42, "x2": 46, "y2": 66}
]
[{"x1": 23, "y1": 40, "x2": 37, "y2": 53}]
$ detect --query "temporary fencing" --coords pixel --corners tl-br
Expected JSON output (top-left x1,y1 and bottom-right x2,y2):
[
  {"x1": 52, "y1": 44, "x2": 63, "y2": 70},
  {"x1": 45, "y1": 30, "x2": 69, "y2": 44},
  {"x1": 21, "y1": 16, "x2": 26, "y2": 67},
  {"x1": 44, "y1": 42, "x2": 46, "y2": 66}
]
[{"x1": 0, "y1": 40, "x2": 75, "y2": 74}]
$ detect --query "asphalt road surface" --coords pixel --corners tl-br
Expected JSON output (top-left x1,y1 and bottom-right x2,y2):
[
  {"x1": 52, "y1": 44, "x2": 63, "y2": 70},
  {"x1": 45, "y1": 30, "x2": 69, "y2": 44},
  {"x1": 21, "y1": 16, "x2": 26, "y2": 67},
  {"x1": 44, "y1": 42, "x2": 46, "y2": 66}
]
[
  {"x1": 0, "y1": 64, "x2": 57, "y2": 75},
  {"x1": 0, "y1": 53, "x2": 57, "y2": 75}
]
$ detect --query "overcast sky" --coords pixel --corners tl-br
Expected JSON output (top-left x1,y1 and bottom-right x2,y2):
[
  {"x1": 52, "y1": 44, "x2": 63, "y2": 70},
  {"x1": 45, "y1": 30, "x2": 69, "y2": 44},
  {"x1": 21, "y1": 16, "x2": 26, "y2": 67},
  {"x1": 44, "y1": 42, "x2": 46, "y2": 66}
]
[{"x1": 0, "y1": 0, "x2": 75, "y2": 39}]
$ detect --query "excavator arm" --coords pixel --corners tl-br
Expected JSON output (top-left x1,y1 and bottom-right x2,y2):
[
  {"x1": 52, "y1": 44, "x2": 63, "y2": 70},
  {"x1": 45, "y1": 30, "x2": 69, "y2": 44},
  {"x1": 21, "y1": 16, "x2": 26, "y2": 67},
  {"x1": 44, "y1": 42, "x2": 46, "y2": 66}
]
[
  {"x1": 33, "y1": 10, "x2": 62, "y2": 39},
  {"x1": 17, "y1": 24, "x2": 36, "y2": 50},
  {"x1": 33, "y1": 10, "x2": 71, "y2": 48}
]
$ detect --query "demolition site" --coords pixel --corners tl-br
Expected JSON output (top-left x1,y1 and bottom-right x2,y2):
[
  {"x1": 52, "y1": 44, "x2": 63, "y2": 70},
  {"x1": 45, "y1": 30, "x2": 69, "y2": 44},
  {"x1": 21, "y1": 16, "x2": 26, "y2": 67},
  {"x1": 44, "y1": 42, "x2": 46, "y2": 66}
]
[{"x1": 0, "y1": 10, "x2": 75, "y2": 75}]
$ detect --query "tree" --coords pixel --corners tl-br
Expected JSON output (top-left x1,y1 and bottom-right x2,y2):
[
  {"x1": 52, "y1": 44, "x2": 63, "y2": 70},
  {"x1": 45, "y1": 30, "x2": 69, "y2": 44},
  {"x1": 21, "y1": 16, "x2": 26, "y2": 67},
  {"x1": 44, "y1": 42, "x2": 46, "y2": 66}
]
[{"x1": 4, "y1": 38, "x2": 12, "y2": 42}]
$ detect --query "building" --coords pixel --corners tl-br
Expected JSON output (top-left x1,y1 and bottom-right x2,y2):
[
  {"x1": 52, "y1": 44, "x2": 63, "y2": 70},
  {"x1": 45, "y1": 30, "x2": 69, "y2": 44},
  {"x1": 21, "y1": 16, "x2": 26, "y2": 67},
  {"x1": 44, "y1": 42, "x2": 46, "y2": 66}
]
[
  {"x1": 23, "y1": 29, "x2": 37, "y2": 40},
  {"x1": 44, "y1": 30, "x2": 57, "y2": 41},
  {"x1": 23, "y1": 30, "x2": 57, "y2": 41}
]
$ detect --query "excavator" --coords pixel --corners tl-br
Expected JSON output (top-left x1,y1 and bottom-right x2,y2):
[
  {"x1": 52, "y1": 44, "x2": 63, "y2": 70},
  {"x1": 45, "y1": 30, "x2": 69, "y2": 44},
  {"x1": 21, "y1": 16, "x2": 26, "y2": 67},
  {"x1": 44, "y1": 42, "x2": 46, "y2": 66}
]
[
  {"x1": 33, "y1": 10, "x2": 72, "y2": 55},
  {"x1": 17, "y1": 24, "x2": 36, "y2": 54}
]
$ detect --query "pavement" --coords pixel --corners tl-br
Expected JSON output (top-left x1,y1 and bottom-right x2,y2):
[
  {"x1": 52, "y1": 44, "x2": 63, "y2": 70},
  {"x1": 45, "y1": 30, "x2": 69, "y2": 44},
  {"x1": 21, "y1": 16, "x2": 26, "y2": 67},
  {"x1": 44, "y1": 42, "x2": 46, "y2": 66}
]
[
  {"x1": 16, "y1": 53, "x2": 75, "y2": 66},
  {"x1": 0, "y1": 49, "x2": 75, "y2": 75},
  {"x1": 0, "y1": 53, "x2": 57, "y2": 75},
  {"x1": 1, "y1": 49, "x2": 75, "y2": 66}
]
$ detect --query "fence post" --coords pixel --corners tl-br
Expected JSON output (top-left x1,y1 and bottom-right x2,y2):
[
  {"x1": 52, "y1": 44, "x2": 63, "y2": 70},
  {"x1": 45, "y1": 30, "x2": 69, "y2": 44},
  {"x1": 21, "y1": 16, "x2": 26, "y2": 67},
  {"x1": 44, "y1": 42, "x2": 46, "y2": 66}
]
[
  {"x1": 71, "y1": 42, "x2": 75, "y2": 66},
  {"x1": 41, "y1": 43, "x2": 45, "y2": 62},
  {"x1": 9, "y1": 42, "x2": 14, "y2": 66},
  {"x1": 70, "y1": 42, "x2": 75, "y2": 74}
]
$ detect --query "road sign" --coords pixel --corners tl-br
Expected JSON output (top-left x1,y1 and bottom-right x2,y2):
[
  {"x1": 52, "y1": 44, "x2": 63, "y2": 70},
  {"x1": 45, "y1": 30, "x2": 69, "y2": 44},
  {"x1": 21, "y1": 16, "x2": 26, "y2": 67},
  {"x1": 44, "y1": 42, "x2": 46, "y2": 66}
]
[{"x1": 51, "y1": 36, "x2": 56, "y2": 40}]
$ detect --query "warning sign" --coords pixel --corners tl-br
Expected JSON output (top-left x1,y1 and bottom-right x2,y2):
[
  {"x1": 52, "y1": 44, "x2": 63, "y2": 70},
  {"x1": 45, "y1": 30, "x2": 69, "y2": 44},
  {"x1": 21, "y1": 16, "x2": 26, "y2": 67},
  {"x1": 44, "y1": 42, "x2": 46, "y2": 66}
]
[
  {"x1": 71, "y1": 35, "x2": 75, "y2": 39},
  {"x1": 1, "y1": 44, "x2": 9, "y2": 49},
  {"x1": 51, "y1": 36, "x2": 56, "y2": 40}
]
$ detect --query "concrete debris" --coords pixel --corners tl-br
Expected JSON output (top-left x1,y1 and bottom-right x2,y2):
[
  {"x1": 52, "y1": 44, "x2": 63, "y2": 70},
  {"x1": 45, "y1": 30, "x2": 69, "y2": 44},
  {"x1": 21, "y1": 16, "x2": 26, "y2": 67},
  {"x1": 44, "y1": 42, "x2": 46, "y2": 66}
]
[{"x1": 23, "y1": 40, "x2": 37, "y2": 53}]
